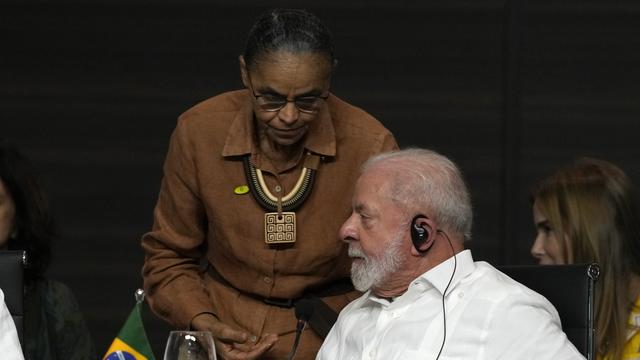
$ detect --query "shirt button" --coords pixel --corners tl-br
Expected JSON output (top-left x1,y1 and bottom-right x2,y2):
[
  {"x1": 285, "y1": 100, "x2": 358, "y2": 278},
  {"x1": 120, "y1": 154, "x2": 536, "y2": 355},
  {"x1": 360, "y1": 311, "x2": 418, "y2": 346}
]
[
  {"x1": 369, "y1": 350, "x2": 376, "y2": 358},
  {"x1": 274, "y1": 185, "x2": 282, "y2": 193},
  {"x1": 263, "y1": 276, "x2": 273, "y2": 284},
  {"x1": 458, "y1": 291, "x2": 464, "y2": 298}
]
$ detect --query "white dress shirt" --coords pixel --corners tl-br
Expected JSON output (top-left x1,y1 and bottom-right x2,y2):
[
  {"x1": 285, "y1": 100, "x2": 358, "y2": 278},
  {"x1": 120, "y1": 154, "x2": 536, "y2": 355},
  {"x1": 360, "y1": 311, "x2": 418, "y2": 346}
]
[
  {"x1": 0, "y1": 288, "x2": 24, "y2": 360},
  {"x1": 317, "y1": 250, "x2": 585, "y2": 360}
]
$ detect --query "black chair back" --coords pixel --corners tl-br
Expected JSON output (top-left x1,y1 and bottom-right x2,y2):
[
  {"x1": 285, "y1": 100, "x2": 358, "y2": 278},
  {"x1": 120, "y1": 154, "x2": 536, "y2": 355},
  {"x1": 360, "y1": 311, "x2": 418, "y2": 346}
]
[
  {"x1": 0, "y1": 250, "x2": 26, "y2": 345},
  {"x1": 498, "y1": 263, "x2": 599, "y2": 360}
]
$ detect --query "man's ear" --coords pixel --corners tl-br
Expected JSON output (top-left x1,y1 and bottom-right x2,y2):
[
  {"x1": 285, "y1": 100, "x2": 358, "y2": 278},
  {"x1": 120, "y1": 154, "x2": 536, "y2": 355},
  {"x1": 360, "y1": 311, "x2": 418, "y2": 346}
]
[{"x1": 239, "y1": 55, "x2": 249, "y2": 87}]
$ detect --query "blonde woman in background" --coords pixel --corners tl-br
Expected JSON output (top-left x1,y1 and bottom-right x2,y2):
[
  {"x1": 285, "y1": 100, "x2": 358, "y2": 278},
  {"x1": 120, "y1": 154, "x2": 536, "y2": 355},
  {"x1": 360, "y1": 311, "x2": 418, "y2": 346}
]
[{"x1": 531, "y1": 158, "x2": 640, "y2": 359}]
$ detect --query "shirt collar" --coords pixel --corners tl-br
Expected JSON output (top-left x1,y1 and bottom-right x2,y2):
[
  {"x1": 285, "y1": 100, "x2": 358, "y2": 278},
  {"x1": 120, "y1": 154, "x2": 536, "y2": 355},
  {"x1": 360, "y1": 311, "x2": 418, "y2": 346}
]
[
  {"x1": 222, "y1": 90, "x2": 336, "y2": 158},
  {"x1": 362, "y1": 250, "x2": 475, "y2": 307},
  {"x1": 419, "y1": 249, "x2": 476, "y2": 296}
]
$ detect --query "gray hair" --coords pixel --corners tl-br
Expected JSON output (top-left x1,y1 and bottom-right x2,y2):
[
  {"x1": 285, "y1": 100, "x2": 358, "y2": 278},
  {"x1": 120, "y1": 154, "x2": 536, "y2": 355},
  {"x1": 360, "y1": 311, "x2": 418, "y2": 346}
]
[{"x1": 362, "y1": 148, "x2": 473, "y2": 241}]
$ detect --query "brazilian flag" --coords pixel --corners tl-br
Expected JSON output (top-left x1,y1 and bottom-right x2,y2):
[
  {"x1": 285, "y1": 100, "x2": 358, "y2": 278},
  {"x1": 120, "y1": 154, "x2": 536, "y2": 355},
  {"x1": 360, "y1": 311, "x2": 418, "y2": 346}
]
[{"x1": 103, "y1": 290, "x2": 156, "y2": 360}]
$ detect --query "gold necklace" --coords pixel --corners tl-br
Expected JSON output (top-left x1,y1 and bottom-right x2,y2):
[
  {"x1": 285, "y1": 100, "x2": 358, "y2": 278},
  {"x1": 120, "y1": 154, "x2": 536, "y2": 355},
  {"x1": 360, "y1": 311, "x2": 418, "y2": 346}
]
[{"x1": 243, "y1": 153, "x2": 319, "y2": 244}]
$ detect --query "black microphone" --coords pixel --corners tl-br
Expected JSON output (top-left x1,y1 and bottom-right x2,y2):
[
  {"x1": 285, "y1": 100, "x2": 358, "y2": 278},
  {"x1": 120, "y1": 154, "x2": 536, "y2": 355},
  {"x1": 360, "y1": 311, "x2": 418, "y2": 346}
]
[{"x1": 286, "y1": 298, "x2": 314, "y2": 360}]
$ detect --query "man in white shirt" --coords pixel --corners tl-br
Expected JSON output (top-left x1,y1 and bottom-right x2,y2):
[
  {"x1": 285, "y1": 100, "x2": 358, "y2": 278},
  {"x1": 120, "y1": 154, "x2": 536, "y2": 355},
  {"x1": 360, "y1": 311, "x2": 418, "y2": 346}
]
[
  {"x1": 316, "y1": 148, "x2": 584, "y2": 360},
  {"x1": 1, "y1": 288, "x2": 25, "y2": 360}
]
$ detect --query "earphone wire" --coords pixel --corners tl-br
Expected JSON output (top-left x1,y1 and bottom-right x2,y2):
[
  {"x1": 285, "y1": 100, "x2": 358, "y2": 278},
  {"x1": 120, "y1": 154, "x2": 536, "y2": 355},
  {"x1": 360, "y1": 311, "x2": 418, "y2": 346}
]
[{"x1": 434, "y1": 229, "x2": 457, "y2": 360}]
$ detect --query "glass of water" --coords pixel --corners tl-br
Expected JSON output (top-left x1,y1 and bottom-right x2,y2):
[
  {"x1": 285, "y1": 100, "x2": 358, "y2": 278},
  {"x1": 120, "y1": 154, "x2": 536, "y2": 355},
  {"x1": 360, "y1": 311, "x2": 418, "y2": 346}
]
[{"x1": 163, "y1": 331, "x2": 217, "y2": 360}]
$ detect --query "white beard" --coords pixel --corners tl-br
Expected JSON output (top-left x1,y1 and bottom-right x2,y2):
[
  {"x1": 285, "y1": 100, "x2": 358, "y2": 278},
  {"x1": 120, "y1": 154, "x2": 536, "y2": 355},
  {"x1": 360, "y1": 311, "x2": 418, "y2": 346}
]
[{"x1": 348, "y1": 234, "x2": 404, "y2": 292}]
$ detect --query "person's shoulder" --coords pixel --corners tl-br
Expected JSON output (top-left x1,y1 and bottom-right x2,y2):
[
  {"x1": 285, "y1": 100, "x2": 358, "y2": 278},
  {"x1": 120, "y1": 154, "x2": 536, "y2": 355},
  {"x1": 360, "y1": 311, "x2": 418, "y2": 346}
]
[
  {"x1": 471, "y1": 262, "x2": 528, "y2": 293},
  {"x1": 472, "y1": 262, "x2": 555, "y2": 307},
  {"x1": 30, "y1": 280, "x2": 97, "y2": 358},
  {"x1": 177, "y1": 90, "x2": 248, "y2": 126},
  {"x1": 171, "y1": 90, "x2": 248, "y2": 142},
  {"x1": 33, "y1": 279, "x2": 81, "y2": 309},
  {"x1": 471, "y1": 264, "x2": 582, "y2": 359},
  {"x1": 184, "y1": 90, "x2": 247, "y2": 114},
  {"x1": 33, "y1": 279, "x2": 93, "y2": 335},
  {"x1": 326, "y1": 94, "x2": 397, "y2": 157},
  {"x1": 327, "y1": 94, "x2": 393, "y2": 139}
]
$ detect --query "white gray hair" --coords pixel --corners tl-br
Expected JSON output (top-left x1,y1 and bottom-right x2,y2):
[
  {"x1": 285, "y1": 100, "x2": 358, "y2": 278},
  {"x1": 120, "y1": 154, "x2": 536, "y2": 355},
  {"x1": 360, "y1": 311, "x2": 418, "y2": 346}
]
[{"x1": 361, "y1": 148, "x2": 473, "y2": 241}]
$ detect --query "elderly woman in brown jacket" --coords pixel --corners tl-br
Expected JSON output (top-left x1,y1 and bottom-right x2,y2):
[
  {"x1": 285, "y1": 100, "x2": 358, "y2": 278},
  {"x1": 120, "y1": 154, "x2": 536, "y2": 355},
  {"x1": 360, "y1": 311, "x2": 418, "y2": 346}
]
[{"x1": 141, "y1": 8, "x2": 397, "y2": 360}]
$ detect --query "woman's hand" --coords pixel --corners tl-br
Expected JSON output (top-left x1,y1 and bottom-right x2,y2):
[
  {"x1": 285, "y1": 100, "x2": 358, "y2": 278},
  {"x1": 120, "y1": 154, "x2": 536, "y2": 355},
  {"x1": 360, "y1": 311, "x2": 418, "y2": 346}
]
[{"x1": 191, "y1": 313, "x2": 278, "y2": 360}]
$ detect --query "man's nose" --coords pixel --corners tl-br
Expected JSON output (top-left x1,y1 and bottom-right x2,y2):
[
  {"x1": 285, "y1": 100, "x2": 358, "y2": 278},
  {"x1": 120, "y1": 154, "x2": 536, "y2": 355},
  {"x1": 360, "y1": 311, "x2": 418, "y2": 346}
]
[{"x1": 340, "y1": 214, "x2": 358, "y2": 243}]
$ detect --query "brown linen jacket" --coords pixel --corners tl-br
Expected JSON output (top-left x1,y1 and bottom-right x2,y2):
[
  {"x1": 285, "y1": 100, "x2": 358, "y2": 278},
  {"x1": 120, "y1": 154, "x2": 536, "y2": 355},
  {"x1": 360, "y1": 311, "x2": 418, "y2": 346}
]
[{"x1": 141, "y1": 89, "x2": 397, "y2": 358}]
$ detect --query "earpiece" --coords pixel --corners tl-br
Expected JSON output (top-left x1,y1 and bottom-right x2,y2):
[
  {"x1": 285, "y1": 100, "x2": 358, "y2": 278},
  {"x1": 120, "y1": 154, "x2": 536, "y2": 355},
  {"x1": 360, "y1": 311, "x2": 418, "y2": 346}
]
[
  {"x1": 410, "y1": 214, "x2": 457, "y2": 360},
  {"x1": 411, "y1": 214, "x2": 432, "y2": 253}
]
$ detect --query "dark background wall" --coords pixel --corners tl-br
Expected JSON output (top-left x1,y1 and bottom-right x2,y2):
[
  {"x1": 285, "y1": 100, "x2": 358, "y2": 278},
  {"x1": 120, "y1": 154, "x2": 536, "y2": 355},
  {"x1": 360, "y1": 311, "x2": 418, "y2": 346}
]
[{"x1": 2, "y1": 0, "x2": 639, "y2": 356}]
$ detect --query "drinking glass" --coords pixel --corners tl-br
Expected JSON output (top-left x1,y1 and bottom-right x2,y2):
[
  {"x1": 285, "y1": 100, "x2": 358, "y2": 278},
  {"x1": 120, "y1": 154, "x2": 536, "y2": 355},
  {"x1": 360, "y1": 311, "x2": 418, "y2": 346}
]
[{"x1": 163, "y1": 331, "x2": 217, "y2": 360}]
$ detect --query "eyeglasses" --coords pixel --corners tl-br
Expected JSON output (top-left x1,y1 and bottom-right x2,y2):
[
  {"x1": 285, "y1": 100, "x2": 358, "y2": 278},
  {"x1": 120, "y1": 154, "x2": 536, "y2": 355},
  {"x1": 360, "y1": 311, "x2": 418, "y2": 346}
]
[
  {"x1": 251, "y1": 92, "x2": 329, "y2": 113},
  {"x1": 247, "y1": 75, "x2": 329, "y2": 114}
]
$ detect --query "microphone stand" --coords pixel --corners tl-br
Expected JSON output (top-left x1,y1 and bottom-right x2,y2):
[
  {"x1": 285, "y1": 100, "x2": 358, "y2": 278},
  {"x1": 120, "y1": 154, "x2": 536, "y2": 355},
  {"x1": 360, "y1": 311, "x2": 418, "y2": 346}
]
[
  {"x1": 287, "y1": 298, "x2": 314, "y2": 360},
  {"x1": 285, "y1": 319, "x2": 306, "y2": 360}
]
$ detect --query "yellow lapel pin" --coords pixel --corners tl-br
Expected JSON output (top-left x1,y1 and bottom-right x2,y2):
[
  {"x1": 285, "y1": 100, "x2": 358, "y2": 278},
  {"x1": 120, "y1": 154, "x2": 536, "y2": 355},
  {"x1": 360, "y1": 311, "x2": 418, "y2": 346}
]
[{"x1": 234, "y1": 185, "x2": 250, "y2": 195}]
